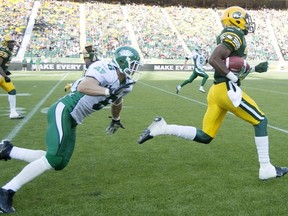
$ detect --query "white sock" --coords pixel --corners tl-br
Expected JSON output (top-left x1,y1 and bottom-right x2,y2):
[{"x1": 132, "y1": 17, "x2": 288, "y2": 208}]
[
  {"x1": 8, "y1": 94, "x2": 17, "y2": 114},
  {"x1": 164, "y1": 125, "x2": 197, "y2": 140},
  {"x1": 10, "y1": 146, "x2": 46, "y2": 163},
  {"x1": 255, "y1": 136, "x2": 273, "y2": 169},
  {"x1": 2, "y1": 156, "x2": 52, "y2": 192}
]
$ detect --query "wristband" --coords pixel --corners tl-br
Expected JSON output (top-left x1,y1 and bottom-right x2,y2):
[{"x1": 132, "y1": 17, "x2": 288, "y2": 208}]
[
  {"x1": 104, "y1": 88, "x2": 110, "y2": 96},
  {"x1": 226, "y1": 71, "x2": 238, "y2": 83},
  {"x1": 112, "y1": 116, "x2": 120, "y2": 121}
]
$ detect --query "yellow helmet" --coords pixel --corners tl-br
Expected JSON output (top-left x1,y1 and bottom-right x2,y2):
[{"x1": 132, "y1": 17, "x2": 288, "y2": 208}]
[
  {"x1": 2, "y1": 35, "x2": 15, "y2": 47},
  {"x1": 85, "y1": 42, "x2": 93, "y2": 48},
  {"x1": 221, "y1": 6, "x2": 255, "y2": 35}
]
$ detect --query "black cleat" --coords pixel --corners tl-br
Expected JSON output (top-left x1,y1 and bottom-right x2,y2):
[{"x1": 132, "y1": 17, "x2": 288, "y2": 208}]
[
  {"x1": 0, "y1": 188, "x2": 15, "y2": 213},
  {"x1": 138, "y1": 117, "x2": 167, "y2": 144},
  {"x1": 275, "y1": 167, "x2": 288, "y2": 178},
  {"x1": 138, "y1": 129, "x2": 154, "y2": 144},
  {"x1": 0, "y1": 140, "x2": 13, "y2": 161}
]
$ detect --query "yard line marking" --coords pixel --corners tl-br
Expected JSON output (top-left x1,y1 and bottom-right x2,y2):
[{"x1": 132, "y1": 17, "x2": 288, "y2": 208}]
[
  {"x1": 243, "y1": 87, "x2": 288, "y2": 95},
  {"x1": 4, "y1": 72, "x2": 71, "y2": 141},
  {"x1": 0, "y1": 93, "x2": 31, "y2": 96},
  {"x1": 138, "y1": 80, "x2": 288, "y2": 134},
  {"x1": 152, "y1": 72, "x2": 288, "y2": 95}
]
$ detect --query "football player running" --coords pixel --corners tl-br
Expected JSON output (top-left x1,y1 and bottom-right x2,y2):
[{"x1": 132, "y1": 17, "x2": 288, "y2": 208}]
[
  {"x1": 0, "y1": 46, "x2": 141, "y2": 213},
  {"x1": 0, "y1": 35, "x2": 24, "y2": 119},
  {"x1": 176, "y1": 48, "x2": 209, "y2": 94},
  {"x1": 138, "y1": 6, "x2": 288, "y2": 181}
]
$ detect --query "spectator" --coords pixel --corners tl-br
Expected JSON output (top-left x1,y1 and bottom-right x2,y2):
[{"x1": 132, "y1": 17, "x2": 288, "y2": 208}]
[{"x1": 21, "y1": 58, "x2": 27, "y2": 71}]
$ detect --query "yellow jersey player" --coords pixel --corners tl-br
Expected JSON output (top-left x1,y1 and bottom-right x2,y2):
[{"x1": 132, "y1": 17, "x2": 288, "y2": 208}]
[
  {"x1": 0, "y1": 35, "x2": 24, "y2": 119},
  {"x1": 64, "y1": 43, "x2": 100, "y2": 92},
  {"x1": 138, "y1": 6, "x2": 288, "y2": 181}
]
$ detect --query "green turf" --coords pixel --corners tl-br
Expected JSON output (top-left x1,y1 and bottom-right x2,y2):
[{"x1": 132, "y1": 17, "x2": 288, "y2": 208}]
[{"x1": 1, "y1": 70, "x2": 288, "y2": 216}]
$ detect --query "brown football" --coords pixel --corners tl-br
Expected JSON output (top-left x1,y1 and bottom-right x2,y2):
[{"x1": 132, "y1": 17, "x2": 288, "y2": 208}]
[{"x1": 224, "y1": 56, "x2": 250, "y2": 73}]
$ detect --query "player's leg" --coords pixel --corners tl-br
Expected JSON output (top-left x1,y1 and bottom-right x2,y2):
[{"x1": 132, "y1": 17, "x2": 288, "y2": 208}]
[
  {"x1": 1, "y1": 81, "x2": 24, "y2": 119},
  {"x1": 0, "y1": 102, "x2": 76, "y2": 213},
  {"x1": 176, "y1": 71, "x2": 198, "y2": 94},
  {"x1": 228, "y1": 91, "x2": 288, "y2": 180},
  {"x1": 138, "y1": 85, "x2": 224, "y2": 144},
  {"x1": 197, "y1": 69, "x2": 209, "y2": 93},
  {"x1": 0, "y1": 140, "x2": 46, "y2": 162},
  {"x1": 45, "y1": 102, "x2": 77, "y2": 170}
]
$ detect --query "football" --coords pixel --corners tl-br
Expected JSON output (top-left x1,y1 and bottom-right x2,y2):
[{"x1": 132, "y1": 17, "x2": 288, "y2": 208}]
[{"x1": 223, "y1": 56, "x2": 250, "y2": 73}]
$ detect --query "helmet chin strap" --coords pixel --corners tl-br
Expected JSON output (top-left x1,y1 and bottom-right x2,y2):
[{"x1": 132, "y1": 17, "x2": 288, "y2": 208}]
[{"x1": 116, "y1": 68, "x2": 126, "y2": 82}]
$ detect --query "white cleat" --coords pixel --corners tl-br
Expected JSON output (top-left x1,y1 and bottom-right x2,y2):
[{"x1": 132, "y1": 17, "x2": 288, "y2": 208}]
[
  {"x1": 9, "y1": 113, "x2": 24, "y2": 120},
  {"x1": 176, "y1": 85, "x2": 181, "y2": 94},
  {"x1": 259, "y1": 165, "x2": 288, "y2": 180},
  {"x1": 138, "y1": 116, "x2": 167, "y2": 144},
  {"x1": 199, "y1": 86, "x2": 206, "y2": 93}
]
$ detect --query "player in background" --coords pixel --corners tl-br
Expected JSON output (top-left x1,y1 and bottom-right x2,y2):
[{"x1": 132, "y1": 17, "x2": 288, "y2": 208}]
[
  {"x1": 176, "y1": 48, "x2": 209, "y2": 94},
  {"x1": 138, "y1": 6, "x2": 288, "y2": 181},
  {"x1": 0, "y1": 35, "x2": 24, "y2": 119},
  {"x1": 83, "y1": 42, "x2": 100, "y2": 75},
  {"x1": 0, "y1": 46, "x2": 142, "y2": 213},
  {"x1": 64, "y1": 42, "x2": 100, "y2": 92}
]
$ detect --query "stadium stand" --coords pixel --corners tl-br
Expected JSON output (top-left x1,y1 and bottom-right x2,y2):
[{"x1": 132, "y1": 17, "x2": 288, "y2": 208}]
[
  {"x1": 0, "y1": 0, "x2": 33, "y2": 54},
  {"x1": 1, "y1": 0, "x2": 288, "y2": 63}
]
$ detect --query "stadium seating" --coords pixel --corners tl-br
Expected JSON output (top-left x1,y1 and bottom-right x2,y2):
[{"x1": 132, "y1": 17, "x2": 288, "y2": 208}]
[{"x1": 1, "y1": 1, "x2": 287, "y2": 61}]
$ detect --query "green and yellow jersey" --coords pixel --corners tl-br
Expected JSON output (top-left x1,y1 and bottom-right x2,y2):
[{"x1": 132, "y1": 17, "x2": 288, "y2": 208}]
[
  {"x1": 83, "y1": 50, "x2": 99, "y2": 68},
  {"x1": 214, "y1": 27, "x2": 248, "y2": 83},
  {"x1": 0, "y1": 46, "x2": 13, "y2": 73}
]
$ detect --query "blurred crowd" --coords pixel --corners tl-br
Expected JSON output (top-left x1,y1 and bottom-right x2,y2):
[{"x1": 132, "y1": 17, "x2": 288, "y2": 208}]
[
  {"x1": 1, "y1": 0, "x2": 287, "y2": 61},
  {"x1": 0, "y1": 0, "x2": 33, "y2": 53}
]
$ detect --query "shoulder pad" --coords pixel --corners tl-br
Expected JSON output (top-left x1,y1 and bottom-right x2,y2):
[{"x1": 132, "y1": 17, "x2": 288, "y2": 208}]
[
  {"x1": 220, "y1": 31, "x2": 243, "y2": 50},
  {"x1": 0, "y1": 50, "x2": 8, "y2": 58},
  {"x1": 219, "y1": 28, "x2": 244, "y2": 51}
]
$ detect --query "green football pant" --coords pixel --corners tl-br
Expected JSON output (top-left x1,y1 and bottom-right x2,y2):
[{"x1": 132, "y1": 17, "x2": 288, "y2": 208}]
[{"x1": 45, "y1": 101, "x2": 77, "y2": 170}]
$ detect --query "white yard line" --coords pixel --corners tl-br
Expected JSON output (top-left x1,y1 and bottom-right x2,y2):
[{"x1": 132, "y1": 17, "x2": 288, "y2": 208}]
[
  {"x1": 4, "y1": 72, "x2": 70, "y2": 141},
  {"x1": 138, "y1": 80, "x2": 288, "y2": 134}
]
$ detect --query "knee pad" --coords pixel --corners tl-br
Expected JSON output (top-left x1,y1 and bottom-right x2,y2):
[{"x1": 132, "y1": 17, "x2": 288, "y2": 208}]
[
  {"x1": 8, "y1": 89, "x2": 16, "y2": 95},
  {"x1": 254, "y1": 116, "x2": 268, "y2": 136},
  {"x1": 194, "y1": 130, "x2": 213, "y2": 144},
  {"x1": 45, "y1": 154, "x2": 69, "y2": 170}
]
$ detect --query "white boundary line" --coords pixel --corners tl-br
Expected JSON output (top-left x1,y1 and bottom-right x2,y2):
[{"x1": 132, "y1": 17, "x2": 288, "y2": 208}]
[
  {"x1": 4, "y1": 72, "x2": 71, "y2": 141},
  {"x1": 138, "y1": 80, "x2": 288, "y2": 134}
]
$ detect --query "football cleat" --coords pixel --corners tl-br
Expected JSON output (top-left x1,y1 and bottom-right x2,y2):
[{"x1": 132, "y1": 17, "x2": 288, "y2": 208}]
[
  {"x1": 199, "y1": 86, "x2": 206, "y2": 93},
  {"x1": 176, "y1": 85, "x2": 181, "y2": 94},
  {"x1": 0, "y1": 188, "x2": 15, "y2": 214},
  {"x1": 259, "y1": 165, "x2": 288, "y2": 180},
  {"x1": 138, "y1": 116, "x2": 167, "y2": 144},
  {"x1": 9, "y1": 113, "x2": 24, "y2": 119},
  {"x1": 275, "y1": 167, "x2": 288, "y2": 178},
  {"x1": 0, "y1": 140, "x2": 13, "y2": 161}
]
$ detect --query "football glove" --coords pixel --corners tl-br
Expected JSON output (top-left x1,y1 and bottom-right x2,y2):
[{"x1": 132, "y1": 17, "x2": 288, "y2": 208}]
[
  {"x1": 255, "y1": 61, "x2": 268, "y2": 73},
  {"x1": 106, "y1": 118, "x2": 125, "y2": 134},
  {"x1": 64, "y1": 82, "x2": 72, "y2": 92},
  {"x1": 238, "y1": 65, "x2": 250, "y2": 81},
  {"x1": 4, "y1": 76, "x2": 11, "y2": 82},
  {"x1": 109, "y1": 81, "x2": 136, "y2": 97},
  {"x1": 5, "y1": 71, "x2": 11, "y2": 76}
]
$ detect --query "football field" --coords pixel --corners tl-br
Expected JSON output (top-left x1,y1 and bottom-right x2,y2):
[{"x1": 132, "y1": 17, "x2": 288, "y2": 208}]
[{"x1": 1, "y1": 70, "x2": 288, "y2": 215}]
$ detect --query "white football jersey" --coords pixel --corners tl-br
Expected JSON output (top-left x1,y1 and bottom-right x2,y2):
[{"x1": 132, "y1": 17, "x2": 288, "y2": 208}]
[
  {"x1": 61, "y1": 61, "x2": 133, "y2": 124},
  {"x1": 186, "y1": 50, "x2": 207, "y2": 70}
]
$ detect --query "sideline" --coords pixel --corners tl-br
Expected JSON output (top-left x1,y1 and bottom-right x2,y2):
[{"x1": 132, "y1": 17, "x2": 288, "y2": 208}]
[
  {"x1": 4, "y1": 72, "x2": 71, "y2": 141},
  {"x1": 138, "y1": 80, "x2": 288, "y2": 134}
]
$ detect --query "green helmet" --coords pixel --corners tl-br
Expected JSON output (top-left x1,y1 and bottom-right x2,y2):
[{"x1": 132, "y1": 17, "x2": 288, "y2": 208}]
[{"x1": 112, "y1": 46, "x2": 141, "y2": 79}]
